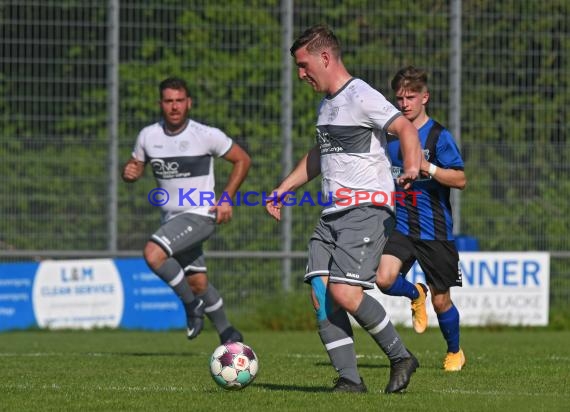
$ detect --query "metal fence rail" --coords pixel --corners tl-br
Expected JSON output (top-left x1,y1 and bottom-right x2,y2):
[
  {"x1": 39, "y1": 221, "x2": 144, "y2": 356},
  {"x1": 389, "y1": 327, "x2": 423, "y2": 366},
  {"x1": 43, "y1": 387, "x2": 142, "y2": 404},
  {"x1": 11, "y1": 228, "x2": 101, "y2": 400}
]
[{"x1": 1, "y1": 0, "x2": 568, "y2": 306}]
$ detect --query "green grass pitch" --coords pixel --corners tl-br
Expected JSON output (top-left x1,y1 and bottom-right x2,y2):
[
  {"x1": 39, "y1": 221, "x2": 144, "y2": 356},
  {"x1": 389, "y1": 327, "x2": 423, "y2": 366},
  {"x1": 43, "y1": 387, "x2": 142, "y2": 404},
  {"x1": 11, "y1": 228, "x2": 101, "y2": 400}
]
[{"x1": 0, "y1": 328, "x2": 568, "y2": 411}]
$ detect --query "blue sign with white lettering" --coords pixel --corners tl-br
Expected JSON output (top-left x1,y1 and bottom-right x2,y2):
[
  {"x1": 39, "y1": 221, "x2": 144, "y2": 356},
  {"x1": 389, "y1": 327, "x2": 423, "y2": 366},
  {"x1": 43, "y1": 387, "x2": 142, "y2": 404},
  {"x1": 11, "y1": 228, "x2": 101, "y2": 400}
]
[
  {"x1": 115, "y1": 258, "x2": 184, "y2": 330},
  {"x1": 0, "y1": 253, "x2": 550, "y2": 330},
  {"x1": 0, "y1": 258, "x2": 185, "y2": 332},
  {"x1": 0, "y1": 262, "x2": 37, "y2": 330}
]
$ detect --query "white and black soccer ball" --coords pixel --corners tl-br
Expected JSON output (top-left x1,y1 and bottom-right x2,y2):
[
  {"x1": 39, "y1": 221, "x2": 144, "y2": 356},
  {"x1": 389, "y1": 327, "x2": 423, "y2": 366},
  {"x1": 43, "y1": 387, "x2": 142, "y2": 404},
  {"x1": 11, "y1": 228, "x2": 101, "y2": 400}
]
[{"x1": 209, "y1": 342, "x2": 259, "y2": 390}]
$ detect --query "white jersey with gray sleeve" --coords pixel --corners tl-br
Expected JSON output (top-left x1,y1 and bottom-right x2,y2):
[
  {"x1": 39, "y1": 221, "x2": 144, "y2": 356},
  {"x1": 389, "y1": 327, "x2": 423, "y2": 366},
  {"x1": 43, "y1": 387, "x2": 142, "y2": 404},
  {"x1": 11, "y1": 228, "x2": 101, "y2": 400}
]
[
  {"x1": 316, "y1": 78, "x2": 402, "y2": 215},
  {"x1": 132, "y1": 119, "x2": 233, "y2": 222}
]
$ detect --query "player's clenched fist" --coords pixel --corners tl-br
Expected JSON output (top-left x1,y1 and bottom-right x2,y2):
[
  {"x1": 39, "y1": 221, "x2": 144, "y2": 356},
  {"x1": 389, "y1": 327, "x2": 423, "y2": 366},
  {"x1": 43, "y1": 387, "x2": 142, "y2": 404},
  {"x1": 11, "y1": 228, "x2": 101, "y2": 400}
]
[{"x1": 122, "y1": 159, "x2": 144, "y2": 182}]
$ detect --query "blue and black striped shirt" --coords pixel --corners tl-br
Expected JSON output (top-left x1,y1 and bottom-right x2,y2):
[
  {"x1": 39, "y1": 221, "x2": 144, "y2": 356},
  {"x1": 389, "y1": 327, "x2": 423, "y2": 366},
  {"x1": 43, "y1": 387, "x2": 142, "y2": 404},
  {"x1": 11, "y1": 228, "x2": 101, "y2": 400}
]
[{"x1": 387, "y1": 118, "x2": 464, "y2": 240}]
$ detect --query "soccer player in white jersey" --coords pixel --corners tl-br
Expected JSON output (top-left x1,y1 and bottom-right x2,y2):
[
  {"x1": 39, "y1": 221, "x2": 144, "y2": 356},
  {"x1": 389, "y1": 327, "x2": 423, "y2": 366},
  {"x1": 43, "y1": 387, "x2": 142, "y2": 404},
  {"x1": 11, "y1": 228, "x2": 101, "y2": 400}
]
[
  {"x1": 122, "y1": 77, "x2": 251, "y2": 343},
  {"x1": 266, "y1": 25, "x2": 423, "y2": 393}
]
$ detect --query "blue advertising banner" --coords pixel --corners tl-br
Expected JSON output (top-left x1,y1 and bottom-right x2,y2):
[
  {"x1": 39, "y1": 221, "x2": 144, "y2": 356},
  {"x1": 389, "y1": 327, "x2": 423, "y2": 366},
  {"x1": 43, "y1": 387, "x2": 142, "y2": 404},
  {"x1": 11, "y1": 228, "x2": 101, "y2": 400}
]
[
  {"x1": 0, "y1": 258, "x2": 185, "y2": 332},
  {"x1": 0, "y1": 253, "x2": 551, "y2": 331},
  {"x1": 0, "y1": 262, "x2": 37, "y2": 330},
  {"x1": 115, "y1": 258, "x2": 184, "y2": 330}
]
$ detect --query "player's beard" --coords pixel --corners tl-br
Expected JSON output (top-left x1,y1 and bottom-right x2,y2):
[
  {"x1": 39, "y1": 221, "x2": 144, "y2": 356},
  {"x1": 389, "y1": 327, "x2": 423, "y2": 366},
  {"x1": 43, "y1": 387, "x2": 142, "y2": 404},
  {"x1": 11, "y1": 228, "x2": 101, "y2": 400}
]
[{"x1": 164, "y1": 110, "x2": 188, "y2": 133}]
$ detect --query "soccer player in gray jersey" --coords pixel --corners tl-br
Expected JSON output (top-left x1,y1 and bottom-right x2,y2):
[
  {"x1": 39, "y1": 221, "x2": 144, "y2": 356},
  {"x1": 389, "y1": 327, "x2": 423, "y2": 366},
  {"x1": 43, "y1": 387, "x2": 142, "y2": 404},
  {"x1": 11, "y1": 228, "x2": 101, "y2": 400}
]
[
  {"x1": 266, "y1": 25, "x2": 423, "y2": 393},
  {"x1": 122, "y1": 77, "x2": 251, "y2": 344}
]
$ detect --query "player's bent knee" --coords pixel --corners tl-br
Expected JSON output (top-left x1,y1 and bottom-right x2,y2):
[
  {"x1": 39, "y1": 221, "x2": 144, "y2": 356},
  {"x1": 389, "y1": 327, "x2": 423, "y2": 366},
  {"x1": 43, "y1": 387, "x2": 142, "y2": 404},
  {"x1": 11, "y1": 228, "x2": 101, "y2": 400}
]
[
  {"x1": 376, "y1": 270, "x2": 399, "y2": 291},
  {"x1": 187, "y1": 272, "x2": 208, "y2": 294},
  {"x1": 328, "y1": 283, "x2": 362, "y2": 313},
  {"x1": 431, "y1": 291, "x2": 453, "y2": 313},
  {"x1": 143, "y1": 241, "x2": 167, "y2": 269},
  {"x1": 376, "y1": 275, "x2": 393, "y2": 291}
]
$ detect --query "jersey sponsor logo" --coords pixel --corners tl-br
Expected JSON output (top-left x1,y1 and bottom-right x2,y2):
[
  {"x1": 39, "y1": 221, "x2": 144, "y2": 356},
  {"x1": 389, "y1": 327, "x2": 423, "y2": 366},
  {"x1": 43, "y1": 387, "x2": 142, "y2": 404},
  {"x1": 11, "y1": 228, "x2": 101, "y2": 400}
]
[
  {"x1": 149, "y1": 156, "x2": 210, "y2": 179},
  {"x1": 151, "y1": 159, "x2": 187, "y2": 179},
  {"x1": 316, "y1": 125, "x2": 373, "y2": 154},
  {"x1": 392, "y1": 147, "x2": 432, "y2": 182},
  {"x1": 316, "y1": 129, "x2": 344, "y2": 154},
  {"x1": 391, "y1": 165, "x2": 431, "y2": 182},
  {"x1": 392, "y1": 150, "x2": 430, "y2": 178},
  {"x1": 346, "y1": 272, "x2": 360, "y2": 279}
]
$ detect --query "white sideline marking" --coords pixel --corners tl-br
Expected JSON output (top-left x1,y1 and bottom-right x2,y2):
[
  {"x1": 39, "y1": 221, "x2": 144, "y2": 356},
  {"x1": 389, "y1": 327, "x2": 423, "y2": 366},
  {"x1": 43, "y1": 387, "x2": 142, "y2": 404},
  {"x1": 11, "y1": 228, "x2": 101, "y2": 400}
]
[
  {"x1": 95, "y1": 385, "x2": 184, "y2": 392},
  {"x1": 0, "y1": 383, "x2": 184, "y2": 392},
  {"x1": 0, "y1": 352, "x2": 67, "y2": 357},
  {"x1": 285, "y1": 353, "x2": 326, "y2": 359},
  {"x1": 0, "y1": 351, "x2": 211, "y2": 357}
]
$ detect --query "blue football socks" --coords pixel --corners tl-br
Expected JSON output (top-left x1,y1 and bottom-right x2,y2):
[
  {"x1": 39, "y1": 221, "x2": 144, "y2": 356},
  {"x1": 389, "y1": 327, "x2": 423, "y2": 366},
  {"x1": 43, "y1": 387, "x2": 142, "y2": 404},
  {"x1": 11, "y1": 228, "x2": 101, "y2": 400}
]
[
  {"x1": 382, "y1": 275, "x2": 419, "y2": 300},
  {"x1": 437, "y1": 304, "x2": 460, "y2": 353}
]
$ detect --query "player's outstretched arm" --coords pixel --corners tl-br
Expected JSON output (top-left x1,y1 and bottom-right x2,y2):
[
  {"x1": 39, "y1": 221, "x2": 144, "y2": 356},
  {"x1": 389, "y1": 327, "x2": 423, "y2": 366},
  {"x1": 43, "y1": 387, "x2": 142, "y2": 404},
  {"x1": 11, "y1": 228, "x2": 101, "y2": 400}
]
[
  {"x1": 122, "y1": 158, "x2": 145, "y2": 183},
  {"x1": 266, "y1": 145, "x2": 321, "y2": 221}
]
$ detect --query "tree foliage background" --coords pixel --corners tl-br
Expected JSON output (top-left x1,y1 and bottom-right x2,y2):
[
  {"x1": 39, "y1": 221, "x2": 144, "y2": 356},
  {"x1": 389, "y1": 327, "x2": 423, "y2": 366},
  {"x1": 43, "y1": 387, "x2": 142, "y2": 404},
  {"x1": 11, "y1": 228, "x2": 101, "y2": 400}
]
[{"x1": 0, "y1": 0, "x2": 568, "y2": 303}]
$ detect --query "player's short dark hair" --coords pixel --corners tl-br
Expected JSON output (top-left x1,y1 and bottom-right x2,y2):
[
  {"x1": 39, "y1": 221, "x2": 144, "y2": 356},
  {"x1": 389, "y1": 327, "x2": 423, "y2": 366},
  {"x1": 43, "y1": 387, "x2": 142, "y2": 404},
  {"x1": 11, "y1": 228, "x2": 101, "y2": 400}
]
[
  {"x1": 391, "y1": 66, "x2": 429, "y2": 93},
  {"x1": 159, "y1": 77, "x2": 190, "y2": 99},
  {"x1": 290, "y1": 24, "x2": 341, "y2": 58}
]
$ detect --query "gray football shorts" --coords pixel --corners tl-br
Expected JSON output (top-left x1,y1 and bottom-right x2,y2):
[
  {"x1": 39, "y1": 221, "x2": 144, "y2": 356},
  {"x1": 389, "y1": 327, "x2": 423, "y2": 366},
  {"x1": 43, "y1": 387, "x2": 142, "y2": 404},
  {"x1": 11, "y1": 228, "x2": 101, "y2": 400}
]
[
  {"x1": 305, "y1": 206, "x2": 395, "y2": 289},
  {"x1": 150, "y1": 212, "x2": 215, "y2": 274}
]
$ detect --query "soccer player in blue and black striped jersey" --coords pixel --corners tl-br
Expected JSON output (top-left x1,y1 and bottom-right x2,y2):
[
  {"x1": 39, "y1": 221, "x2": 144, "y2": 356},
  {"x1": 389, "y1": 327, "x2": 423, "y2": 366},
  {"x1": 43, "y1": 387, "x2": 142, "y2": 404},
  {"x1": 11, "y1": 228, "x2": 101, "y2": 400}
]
[{"x1": 376, "y1": 66, "x2": 467, "y2": 371}]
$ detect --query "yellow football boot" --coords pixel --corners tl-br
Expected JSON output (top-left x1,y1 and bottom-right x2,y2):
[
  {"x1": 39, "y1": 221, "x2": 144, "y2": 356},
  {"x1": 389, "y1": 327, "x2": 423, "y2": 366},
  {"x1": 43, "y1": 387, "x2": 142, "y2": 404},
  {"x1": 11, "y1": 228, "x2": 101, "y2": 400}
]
[
  {"x1": 443, "y1": 348, "x2": 466, "y2": 372},
  {"x1": 411, "y1": 283, "x2": 428, "y2": 333}
]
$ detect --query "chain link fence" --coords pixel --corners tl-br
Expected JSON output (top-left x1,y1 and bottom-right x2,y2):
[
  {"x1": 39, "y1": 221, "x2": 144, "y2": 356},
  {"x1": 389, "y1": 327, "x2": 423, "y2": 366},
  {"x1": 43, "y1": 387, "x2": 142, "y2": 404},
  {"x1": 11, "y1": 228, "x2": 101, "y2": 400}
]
[{"x1": 1, "y1": 0, "x2": 568, "y2": 307}]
